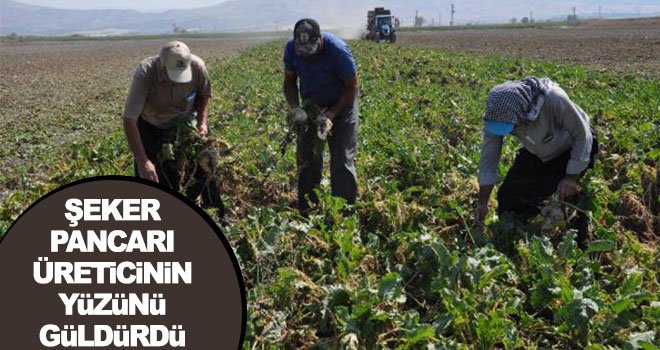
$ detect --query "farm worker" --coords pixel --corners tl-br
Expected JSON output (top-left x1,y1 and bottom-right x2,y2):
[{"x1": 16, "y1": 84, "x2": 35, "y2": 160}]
[
  {"x1": 283, "y1": 19, "x2": 360, "y2": 213},
  {"x1": 123, "y1": 41, "x2": 224, "y2": 216},
  {"x1": 474, "y1": 77, "x2": 599, "y2": 245}
]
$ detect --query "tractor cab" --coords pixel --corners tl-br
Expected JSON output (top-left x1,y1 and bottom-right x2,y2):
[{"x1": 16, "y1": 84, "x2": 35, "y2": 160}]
[
  {"x1": 376, "y1": 15, "x2": 393, "y2": 36},
  {"x1": 365, "y1": 7, "x2": 397, "y2": 43}
]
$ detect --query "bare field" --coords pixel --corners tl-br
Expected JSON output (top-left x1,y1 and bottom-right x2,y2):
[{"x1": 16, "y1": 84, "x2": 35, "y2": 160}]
[
  {"x1": 0, "y1": 36, "x2": 271, "y2": 197},
  {"x1": 398, "y1": 18, "x2": 660, "y2": 78}
]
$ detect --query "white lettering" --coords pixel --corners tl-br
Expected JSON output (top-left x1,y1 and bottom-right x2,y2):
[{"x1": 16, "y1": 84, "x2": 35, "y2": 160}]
[
  {"x1": 64, "y1": 199, "x2": 83, "y2": 228},
  {"x1": 38, "y1": 325, "x2": 186, "y2": 347},
  {"x1": 63, "y1": 199, "x2": 162, "y2": 226},
  {"x1": 49, "y1": 230, "x2": 174, "y2": 253}
]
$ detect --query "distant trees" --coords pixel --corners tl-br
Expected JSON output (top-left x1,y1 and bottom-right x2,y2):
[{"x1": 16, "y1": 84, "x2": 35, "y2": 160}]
[
  {"x1": 414, "y1": 14, "x2": 426, "y2": 27},
  {"x1": 511, "y1": 16, "x2": 534, "y2": 25},
  {"x1": 567, "y1": 7, "x2": 579, "y2": 22},
  {"x1": 5, "y1": 32, "x2": 24, "y2": 42},
  {"x1": 172, "y1": 24, "x2": 187, "y2": 34}
]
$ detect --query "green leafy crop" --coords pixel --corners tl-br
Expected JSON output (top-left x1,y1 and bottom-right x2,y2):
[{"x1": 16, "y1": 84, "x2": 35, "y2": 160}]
[
  {"x1": 1, "y1": 39, "x2": 658, "y2": 349},
  {"x1": 204, "y1": 41, "x2": 659, "y2": 349}
]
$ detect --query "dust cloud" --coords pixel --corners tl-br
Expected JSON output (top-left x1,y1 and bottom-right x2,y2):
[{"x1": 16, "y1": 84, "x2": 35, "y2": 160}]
[{"x1": 281, "y1": 0, "x2": 376, "y2": 40}]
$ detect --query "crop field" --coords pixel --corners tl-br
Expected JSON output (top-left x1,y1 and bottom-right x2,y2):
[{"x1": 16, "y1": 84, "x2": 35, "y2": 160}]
[
  {"x1": 1, "y1": 23, "x2": 659, "y2": 349},
  {"x1": 398, "y1": 18, "x2": 660, "y2": 78},
  {"x1": 0, "y1": 35, "x2": 274, "y2": 205}
]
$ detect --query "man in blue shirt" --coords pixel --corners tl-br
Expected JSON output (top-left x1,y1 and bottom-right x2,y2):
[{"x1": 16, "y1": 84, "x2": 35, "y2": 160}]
[{"x1": 283, "y1": 19, "x2": 360, "y2": 213}]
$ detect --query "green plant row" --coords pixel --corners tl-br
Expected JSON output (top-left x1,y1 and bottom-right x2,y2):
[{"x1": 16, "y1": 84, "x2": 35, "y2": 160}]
[
  {"x1": 1, "y1": 40, "x2": 658, "y2": 349},
  {"x1": 210, "y1": 41, "x2": 658, "y2": 349}
]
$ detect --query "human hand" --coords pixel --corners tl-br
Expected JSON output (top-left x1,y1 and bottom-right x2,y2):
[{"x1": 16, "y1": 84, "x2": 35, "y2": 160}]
[
  {"x1": 287, "y1": 107, "x2": 308, "y2": 129},
  {"x1": 316, "y1": 111, "x2": 334, "y2": 140},
  {"x1": 558, "y1": 175, "x2": 579, "y2": 199},
  {"x1": 198, "y1": 123, "x2": 209, "y2": 137},
  {"x1": 474, "y1": 202, "x2": 488, "y2": 227},
  {"x1": 139, "y1": 160, "x2": 159, "y2": 182}
]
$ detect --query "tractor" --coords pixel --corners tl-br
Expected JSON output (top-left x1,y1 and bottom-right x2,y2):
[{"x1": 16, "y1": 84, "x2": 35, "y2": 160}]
[{"x1": 365, "y1": 7, "x2": 398, "y2": 43}]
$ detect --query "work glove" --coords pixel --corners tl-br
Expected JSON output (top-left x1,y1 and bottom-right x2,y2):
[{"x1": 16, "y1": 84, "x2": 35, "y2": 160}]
[
  {"x1": 287, "y1": 107, "x2": 308, "y2": 130},
  {"x1": 315, "y1": 112, "x2": 334, "y2": 140}
]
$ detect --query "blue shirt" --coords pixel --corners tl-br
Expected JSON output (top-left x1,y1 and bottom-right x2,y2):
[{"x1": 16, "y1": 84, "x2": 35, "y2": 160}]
[{"x1": 284, "y1": 32, "x2": 357, "y2": 107}]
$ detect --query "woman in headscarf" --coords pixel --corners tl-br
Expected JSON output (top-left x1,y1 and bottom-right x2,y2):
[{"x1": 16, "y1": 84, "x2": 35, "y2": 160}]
[{"x1": 474, "y1": 77, "x2": 599, "y2": 245}]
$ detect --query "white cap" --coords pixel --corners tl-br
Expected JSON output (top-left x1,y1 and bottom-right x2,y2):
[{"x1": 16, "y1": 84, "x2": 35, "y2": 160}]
[{"x1": 159, "y1": 41, "x2": 193, "y2": 83}]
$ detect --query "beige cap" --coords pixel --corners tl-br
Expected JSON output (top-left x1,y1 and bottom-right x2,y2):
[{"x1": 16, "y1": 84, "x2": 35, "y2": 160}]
[{"x1": 159, "y1": 41, "x2": 193, "y2": 83}]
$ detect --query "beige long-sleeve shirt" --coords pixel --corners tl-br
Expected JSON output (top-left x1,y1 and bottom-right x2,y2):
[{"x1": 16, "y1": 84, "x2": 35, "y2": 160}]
[
  {"x1": 123, "y1": 54, "x2": 211, "y2": 129},
  {"x1": 478, "y1": 85, "x2": 593, "y2": 186}
]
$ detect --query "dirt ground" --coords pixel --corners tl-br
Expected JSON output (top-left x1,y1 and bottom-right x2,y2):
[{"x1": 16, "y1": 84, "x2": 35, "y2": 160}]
[
  {"x1": 0, "y1": 36, "x2": 272, "y2": 199},
  {"x1": 0, "y1": 36, "x2": 273, "y2": 136},
  {"x1": 0, "y1": 35, "x2": 277, "y2": 205},
  {"x1": 398, "y1": 18, "x2": 660, "y2": 78},
  {"x1": 1, "y1": 20, "x2": 657, "y2": 201}
]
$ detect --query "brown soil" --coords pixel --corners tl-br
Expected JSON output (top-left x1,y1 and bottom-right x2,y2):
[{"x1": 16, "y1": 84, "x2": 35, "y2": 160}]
[
  {"x1": 616, "y1": 192, "x2": 657, "y2": 241},
  {"x1": 0, "y1": 36, "x2": 273, "y2": 201},
  {"x1": 398, "y1": 18, "x2": 660, "y2": 78}
]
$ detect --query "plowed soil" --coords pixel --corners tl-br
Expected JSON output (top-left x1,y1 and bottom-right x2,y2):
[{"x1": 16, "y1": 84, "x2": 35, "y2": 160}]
[
  {"x1": 0, "y1": 35, "x2": 273, "y2": 201},
  {"x1": 398, "y1": 18, "x2": 660, "y2": 78}
]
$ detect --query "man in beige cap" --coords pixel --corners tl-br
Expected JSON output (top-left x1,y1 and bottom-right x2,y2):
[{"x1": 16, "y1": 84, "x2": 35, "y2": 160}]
[{"x1": 123, "y1": 41, "x2": 224, "y2": 215}]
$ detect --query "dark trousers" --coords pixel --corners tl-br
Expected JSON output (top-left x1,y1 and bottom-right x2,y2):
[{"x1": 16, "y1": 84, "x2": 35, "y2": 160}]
[
  {"x1": 135, "y1": 117, "x2": 180, "y2": 188},
  {"x1": 135, "y1": 117, "x2": 225, "y2": 217},
  {"x1": 296, "y1": 100, "x2": 359, "y2": 212},
  {"x1": 497, "y1": 135, "x2": 599, "y2": 242}
]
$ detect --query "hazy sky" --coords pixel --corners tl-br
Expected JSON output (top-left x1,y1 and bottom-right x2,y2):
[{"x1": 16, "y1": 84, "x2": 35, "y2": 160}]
[
  {"x1": 14, "y1": 0, "x2": 660, "y2": 17},
  {"x1": 16, "y1": 0, "x2": 232, "y2": 11}
]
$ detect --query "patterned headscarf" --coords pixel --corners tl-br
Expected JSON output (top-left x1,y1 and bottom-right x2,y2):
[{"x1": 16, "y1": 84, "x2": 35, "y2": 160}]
[{"x1": 484, "y1": 77, "x2": 555, "y2": 124}]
